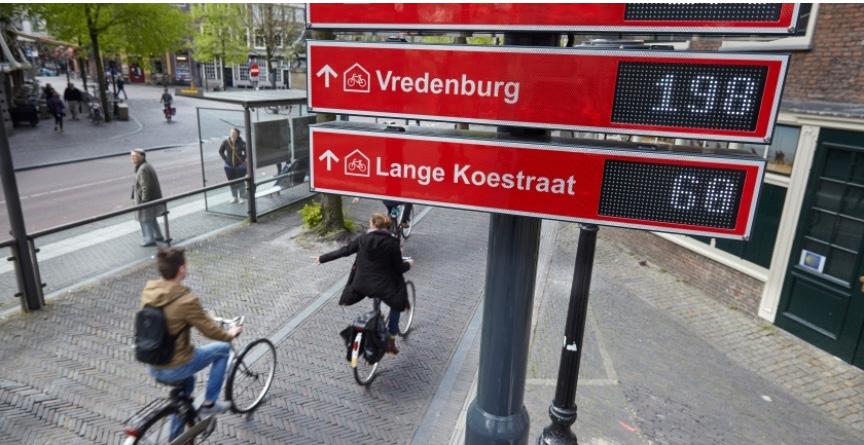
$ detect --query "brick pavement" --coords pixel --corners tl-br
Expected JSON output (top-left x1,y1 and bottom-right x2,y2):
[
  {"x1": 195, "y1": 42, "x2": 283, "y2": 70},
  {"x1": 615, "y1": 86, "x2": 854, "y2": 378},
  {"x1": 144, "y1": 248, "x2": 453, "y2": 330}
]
[
  {"x1": 445, "y1": 221, "x2": 864, "y2": 444},
  {"x1": 595, "y1": 227, "x2": 864, "y2": 436},
  {"x1": 0, "y1": 199, "x2": 490, "y2": 444}
]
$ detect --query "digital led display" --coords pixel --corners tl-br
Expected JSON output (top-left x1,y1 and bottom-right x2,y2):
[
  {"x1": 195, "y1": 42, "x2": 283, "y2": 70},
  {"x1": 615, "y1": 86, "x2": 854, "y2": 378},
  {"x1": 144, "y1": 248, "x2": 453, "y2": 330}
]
[
  {"x1": 624, "y1": 4, "x2": 783, "y2": 22},
  {"x1": 599, "y1": 160, "x2": 746, "y2": 229},
  {"x1": 612, "y1": 62, "x2": 768, "y2": 132}
]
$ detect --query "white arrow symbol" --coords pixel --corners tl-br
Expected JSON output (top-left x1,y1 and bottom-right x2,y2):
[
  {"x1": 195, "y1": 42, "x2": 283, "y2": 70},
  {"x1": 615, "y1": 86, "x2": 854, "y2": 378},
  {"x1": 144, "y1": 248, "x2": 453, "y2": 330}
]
[
  {"x1": 316, "y1": 65, "x2": 337, "y2": 88},
  {"x1": 318, "y1": 149, "x2": 340, "y2": 171}
]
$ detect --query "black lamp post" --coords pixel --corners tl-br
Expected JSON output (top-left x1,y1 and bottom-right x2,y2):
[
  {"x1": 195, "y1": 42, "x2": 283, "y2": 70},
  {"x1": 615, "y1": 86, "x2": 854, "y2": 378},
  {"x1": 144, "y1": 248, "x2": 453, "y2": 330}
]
[{"x1": 539, "y1": 223, "x2": 599, "y2": 445}]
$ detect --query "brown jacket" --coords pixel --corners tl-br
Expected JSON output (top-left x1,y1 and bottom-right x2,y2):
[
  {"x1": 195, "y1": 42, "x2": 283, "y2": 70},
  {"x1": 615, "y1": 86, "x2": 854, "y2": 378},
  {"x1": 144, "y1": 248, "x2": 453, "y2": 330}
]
[{"x1": 140, "y1": 279, "x2": 233, "y2": 369}]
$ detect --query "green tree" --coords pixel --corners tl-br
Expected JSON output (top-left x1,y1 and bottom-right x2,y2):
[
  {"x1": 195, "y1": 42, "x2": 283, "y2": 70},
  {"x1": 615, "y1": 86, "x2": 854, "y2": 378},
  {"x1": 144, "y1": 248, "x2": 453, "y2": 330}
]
[
  {"x1": 190, "y1": 3, "x2": 246, "y2": 90},
  {"x1": 42, "y1": 4, "x2": 188, "y2": 122}
]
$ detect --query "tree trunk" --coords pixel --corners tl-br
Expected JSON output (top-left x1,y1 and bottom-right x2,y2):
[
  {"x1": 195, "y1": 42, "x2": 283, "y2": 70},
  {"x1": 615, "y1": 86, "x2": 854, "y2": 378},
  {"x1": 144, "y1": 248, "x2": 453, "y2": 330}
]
[
  {"x1": 311, "y1": 29, "x2": 346, "y2": 234},
  {"x1": 86, "y1": 14, "x2": 110, "y2": 122},
  {"x1": 77, "y1": 38, "x2": 88, "y2": 92}
]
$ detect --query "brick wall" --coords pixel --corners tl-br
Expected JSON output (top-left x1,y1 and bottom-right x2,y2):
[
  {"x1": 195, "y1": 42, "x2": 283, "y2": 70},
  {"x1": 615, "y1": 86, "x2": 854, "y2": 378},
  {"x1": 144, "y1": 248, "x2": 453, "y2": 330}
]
[
  {"x1": 784, "y1": 4, "x2": 864, "y2": 102},
  {"x1": 601, "y1": 227, "x2": 765, "y2": 316}
]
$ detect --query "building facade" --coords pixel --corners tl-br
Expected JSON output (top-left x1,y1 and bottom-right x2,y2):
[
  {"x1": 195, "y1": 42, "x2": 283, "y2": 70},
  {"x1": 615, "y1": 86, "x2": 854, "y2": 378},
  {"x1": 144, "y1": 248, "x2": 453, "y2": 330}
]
[{"x1": 607, "y1": 4, "x2": 864, "y2": 370}]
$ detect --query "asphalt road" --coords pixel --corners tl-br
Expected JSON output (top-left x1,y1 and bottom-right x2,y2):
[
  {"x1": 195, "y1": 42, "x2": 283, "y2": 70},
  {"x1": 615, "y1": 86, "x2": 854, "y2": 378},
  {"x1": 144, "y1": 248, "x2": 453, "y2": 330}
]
[
  {"x1": 0, "y1": 142, "x2": 292, "y2": 237},
  {"x1": 0, "y1": 77, "x2": 309, "y2": 238}
]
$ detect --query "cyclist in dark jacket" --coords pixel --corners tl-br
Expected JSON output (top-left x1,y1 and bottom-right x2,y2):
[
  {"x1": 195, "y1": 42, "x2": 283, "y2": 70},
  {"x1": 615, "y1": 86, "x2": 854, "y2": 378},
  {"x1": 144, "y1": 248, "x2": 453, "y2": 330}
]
[{"x1": 318, "y1": 213, "x2": 413, "y2": 354}]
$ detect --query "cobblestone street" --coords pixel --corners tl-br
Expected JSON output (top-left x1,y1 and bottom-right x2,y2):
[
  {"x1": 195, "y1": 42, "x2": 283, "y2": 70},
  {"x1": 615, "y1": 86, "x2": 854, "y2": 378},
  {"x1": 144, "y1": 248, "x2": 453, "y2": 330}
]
[{"x1": 0, "y1": 204, "x2": 863, "y2": 444}]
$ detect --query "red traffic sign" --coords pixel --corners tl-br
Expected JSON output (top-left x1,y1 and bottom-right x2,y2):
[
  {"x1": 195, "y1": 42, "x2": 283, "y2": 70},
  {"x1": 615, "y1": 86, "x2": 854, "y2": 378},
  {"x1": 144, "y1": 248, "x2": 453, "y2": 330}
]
[
  {"x1": 250, "y1": 63, "x2": 260, "y2": 78},
  {"x1": 309, "y1": 3, "x2": 800, "y2": 34},
  {"x1": 308, "y1": 41, "x2": 789, "y2": 143},
  {"x1": 310, "y1": 123, "x2": 766, "y2": 239}
]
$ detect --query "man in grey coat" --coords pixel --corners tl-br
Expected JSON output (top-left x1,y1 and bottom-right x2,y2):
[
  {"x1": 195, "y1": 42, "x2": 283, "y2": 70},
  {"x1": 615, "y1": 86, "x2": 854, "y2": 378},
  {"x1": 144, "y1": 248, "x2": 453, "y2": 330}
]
[{"x1": 131, "y1": 149, "x2": 166, "y2": 247}]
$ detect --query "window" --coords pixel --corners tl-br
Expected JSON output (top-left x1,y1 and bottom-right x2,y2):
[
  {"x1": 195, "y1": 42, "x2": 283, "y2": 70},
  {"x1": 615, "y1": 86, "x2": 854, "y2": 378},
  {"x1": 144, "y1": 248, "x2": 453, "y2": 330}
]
[
  {"x1": 254, "y1": 30, "x2": 265, "y2": 48},
  {"x1": 741, "y1": 125, "x2": 801, "y2": 175},
  {"x1": 669, "y1": 130, "x2": 796, "y2": 269},
  {"x1": 714, "y1": 183, "x2": 787, "y2": 268},
  {"x1": 204, "y1": 63, "x2": 217, "y2": 80},
  {"x1": 238, "y1": 63, "x2": 249, "y2": 81}
]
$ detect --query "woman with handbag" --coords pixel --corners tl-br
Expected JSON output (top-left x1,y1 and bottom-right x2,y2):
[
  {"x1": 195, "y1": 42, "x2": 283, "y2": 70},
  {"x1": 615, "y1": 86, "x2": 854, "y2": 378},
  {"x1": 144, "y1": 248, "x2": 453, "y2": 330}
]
[{"x1": 218, "y1": 128, "x2": 248, "y2": 203}]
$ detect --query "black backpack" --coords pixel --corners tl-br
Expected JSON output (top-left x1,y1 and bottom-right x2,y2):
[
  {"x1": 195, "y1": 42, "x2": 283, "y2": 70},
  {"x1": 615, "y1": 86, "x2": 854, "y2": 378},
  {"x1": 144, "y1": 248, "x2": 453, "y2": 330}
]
[{"x1": 134, "y1": 305, "x2": 182, "y2": 365}]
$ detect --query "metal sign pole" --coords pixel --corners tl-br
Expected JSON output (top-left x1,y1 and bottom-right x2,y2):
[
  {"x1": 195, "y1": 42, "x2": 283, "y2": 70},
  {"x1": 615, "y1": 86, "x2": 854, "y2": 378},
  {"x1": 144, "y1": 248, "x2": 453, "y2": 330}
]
[
  {"x1": 539, "y1": 224, "x2": 599, "y2": 444},
  {"x1": 245, "y1": 107, "x2": 257, "y2": 222},
  {"x1": 0, "y1": 73, "x2": 43, "y2": 311},
  {"x1": 465, "y1": 31, "x2": 557, "y2": 445}
]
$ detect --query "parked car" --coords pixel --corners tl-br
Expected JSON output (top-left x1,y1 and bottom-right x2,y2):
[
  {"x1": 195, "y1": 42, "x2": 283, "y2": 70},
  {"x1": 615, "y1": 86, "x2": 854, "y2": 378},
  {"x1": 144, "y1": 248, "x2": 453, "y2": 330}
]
[{"x1": 38, "y1": 67, "x2": 58, "y2": 76}]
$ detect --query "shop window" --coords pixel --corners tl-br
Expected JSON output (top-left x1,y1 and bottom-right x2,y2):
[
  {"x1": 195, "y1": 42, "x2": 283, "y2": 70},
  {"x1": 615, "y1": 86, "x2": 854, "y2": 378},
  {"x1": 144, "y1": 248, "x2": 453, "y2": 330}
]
[
  {"x1": 742, "y1": 125, "x2": 800, "y2": 175},
  {"x1": 714, "y1": 183, "x2": 787, "y2": 268}
]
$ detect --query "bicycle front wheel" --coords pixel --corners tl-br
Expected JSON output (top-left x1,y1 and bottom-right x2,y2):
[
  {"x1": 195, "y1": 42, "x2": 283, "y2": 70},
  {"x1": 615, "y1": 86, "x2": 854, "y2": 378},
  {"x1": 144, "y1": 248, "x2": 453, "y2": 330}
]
[
  {"x1": 124, "y1": 406, "x2": 189, "y2": 445},
  {"x1": 398, "y1": 281, "x2": 416, "y2": 337},
  {"x1": 226, "y1": 338, "x2": 277, "y2": 414}
]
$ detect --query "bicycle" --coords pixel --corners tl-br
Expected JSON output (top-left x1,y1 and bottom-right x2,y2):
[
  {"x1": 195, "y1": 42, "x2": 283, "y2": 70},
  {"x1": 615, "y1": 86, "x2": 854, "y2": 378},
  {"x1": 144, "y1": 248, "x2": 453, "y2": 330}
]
[
  {"x1": 350, "y1": 277, "x2": 416, "y2": 386},
  {"x1": 122, "y1": 316, "x2": 276, "y2": 445},
  {"x1": 388, "y1": 203, "x2": 413, "y2": 241}
]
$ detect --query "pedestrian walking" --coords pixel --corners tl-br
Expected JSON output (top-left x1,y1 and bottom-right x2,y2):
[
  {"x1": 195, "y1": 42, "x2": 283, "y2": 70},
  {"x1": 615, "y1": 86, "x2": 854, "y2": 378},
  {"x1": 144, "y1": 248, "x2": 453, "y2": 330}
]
[
  {"x1": 218, "y1": 128, "x2": 247, "y2": 203},
  {"x1": 131, "y1": 149, "x2": 166, "y2": 247},
  {"x1": 46, "y1": 92, "x2": 65, "y2": 132},
  {"x1": 63, "y1": 83, "x2": 82, "y2": 120},
  {"x1": 116, "y1": 77, "x2": 128, "y2": 100}
]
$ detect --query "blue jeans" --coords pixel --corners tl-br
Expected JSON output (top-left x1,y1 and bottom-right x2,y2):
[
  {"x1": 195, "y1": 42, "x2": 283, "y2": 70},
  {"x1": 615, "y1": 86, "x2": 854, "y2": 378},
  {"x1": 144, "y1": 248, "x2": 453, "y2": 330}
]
[
  {"x1": 387, "y1": 307, "x2": 400, "y2": 336},
  {"x1": 139, "y1": 220, "x2": 163, "y2": 244},
  {"x1": 149, "y1": 342, "x2": 231, "y2": 439}
]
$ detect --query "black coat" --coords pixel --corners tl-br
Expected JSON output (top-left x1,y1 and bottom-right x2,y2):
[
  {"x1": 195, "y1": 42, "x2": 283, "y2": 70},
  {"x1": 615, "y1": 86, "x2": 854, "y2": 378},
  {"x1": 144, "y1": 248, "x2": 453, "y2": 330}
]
[{"x1": 320, "y1": 230, "x2": 411, "y2": 311}]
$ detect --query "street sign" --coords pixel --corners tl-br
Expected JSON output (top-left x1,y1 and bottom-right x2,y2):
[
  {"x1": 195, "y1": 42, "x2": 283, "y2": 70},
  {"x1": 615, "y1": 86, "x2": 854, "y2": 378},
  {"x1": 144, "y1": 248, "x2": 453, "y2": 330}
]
[
  {"x1": 310, "y1": 123, "x2": 765, "y2": 239},
  {"x1": 250, "y1": 63, "x2": 260, "y2": 80},
  {"x1": 308, "y1": 3, "x2": 800, "y2": 34},
  {"x1": 308, "y1": 41, "x2": 789, "y2": 143}
]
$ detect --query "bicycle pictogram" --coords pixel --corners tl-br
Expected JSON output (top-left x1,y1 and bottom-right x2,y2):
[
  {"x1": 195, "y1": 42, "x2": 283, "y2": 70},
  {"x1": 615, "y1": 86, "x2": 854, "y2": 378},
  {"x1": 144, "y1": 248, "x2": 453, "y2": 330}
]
[
  {"x1": 348, "y1": 158, "x2": 367, "y2": 173},
  {"x1": 347, "y1": 73, "x2": 367, "y2": 88}
]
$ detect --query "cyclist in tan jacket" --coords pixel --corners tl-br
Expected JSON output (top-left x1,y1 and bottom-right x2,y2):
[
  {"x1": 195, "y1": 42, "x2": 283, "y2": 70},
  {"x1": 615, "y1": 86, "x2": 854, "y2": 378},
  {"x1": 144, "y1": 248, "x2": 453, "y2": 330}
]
[{"x1": 141, "y1": 247, "x2": 241, "y2": 417}]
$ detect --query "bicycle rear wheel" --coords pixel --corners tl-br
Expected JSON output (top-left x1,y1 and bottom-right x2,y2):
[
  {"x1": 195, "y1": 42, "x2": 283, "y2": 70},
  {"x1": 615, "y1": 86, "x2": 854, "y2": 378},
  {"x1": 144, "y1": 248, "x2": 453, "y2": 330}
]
[
  {"x1": 124, "y1": 406, "x2": 190, "y2": 445},
  {"x1": 397, "y1": 205, "x2": 412, "y2": 239},
  {"x1": 352, "y1": 331, "x2": 380, "y2": 386},
  {"x1": 398, "y1": 281, "x2": 416, "y2": 337},
  {"x1": 226, "y1": 338, "x2": 277, "y2": 413}
]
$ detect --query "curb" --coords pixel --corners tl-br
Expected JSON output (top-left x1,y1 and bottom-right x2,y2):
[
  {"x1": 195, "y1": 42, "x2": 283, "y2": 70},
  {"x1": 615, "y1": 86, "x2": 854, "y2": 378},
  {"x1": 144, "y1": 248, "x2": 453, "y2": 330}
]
[{"x1": 13, "y1": 142, "x2": 194, "y2": 172}]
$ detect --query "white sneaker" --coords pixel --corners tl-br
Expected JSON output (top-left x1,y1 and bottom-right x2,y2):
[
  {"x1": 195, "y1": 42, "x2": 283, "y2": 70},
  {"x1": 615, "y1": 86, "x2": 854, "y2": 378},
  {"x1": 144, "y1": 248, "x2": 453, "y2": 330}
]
[
  {"x1": 198, "y1": 400, "x2": 231, "y2": 417},
  {"x1": 231, "y1": 197, "x2": 238, "y2": 203}
]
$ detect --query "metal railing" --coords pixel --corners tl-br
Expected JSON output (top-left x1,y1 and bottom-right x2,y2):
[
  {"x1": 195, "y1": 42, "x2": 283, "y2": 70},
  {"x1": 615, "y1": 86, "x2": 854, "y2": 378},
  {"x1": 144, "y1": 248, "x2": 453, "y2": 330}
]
[{"x1": 9, "y1": 177, "x2": 249, "y2": 313}]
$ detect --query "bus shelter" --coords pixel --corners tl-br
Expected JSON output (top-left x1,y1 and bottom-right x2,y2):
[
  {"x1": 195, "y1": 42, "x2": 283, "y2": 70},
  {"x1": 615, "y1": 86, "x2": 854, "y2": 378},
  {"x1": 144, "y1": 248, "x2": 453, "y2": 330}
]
[{"x1": 192, "y1": 89, "x2": 316, "y2": 221}]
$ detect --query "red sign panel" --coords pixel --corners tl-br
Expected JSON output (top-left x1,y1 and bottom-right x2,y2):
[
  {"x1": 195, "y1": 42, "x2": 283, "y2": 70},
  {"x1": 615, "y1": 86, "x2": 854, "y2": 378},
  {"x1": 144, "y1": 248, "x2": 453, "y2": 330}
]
[
  {"x1": 308, "y1": 41, "x2": 789, "y2": 143},
  {"x1": 309, "y1": 3, "x2": 800, "y2": 34},
  {"x1": 310, "y1": 124, "x2": 766, "y2": 239},
  {"x1": 250, "y1": 63, "x2": 260, "y2": 78}
]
